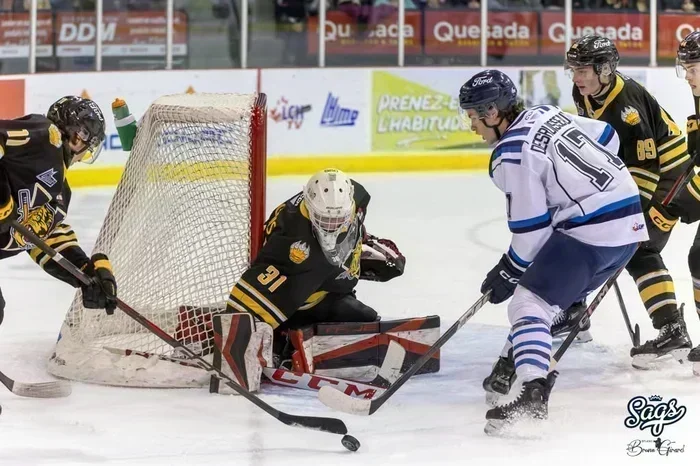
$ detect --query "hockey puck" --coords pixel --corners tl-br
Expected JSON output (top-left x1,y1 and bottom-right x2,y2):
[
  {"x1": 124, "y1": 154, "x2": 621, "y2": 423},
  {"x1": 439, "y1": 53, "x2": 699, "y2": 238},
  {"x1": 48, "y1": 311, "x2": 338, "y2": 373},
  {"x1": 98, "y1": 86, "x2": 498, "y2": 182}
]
[{"x1": 341, "y1": 434, "x2": 360, "y2": 452}]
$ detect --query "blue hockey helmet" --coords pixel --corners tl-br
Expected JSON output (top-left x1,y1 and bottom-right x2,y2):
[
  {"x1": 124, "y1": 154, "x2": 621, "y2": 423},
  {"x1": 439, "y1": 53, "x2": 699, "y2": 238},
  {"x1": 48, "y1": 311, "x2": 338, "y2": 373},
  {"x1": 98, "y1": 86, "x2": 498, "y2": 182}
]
[{"x1": 458, "y1": 70, "x2": 518, "y2": 121}]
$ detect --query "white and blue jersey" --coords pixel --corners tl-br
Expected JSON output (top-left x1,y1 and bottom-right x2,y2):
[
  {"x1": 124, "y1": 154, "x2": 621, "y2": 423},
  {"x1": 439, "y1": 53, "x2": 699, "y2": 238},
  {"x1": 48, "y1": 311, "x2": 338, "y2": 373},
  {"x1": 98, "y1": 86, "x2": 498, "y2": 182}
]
[{"x1": 489, "y1": 104, "x2": 649, "y2": 274}]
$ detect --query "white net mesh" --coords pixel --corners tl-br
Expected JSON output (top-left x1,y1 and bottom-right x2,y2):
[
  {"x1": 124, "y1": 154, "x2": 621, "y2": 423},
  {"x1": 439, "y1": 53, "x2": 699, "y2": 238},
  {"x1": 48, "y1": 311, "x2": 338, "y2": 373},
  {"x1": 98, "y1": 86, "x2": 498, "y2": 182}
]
[{"x1": 47, "y1": 93, "x2": 267, "y2": 387}]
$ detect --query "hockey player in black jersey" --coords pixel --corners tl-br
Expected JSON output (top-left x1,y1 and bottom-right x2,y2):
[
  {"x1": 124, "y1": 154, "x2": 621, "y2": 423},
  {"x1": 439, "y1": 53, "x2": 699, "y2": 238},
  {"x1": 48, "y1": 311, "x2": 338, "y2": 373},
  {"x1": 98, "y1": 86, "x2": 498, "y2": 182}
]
[
  {"x1": 554, "y1": 35, "x2": 697, "y2": 368},
  {"x1": 0, "y1": 96, "x2": 118, "y2": 326},
  {"x1": 676, "y1": 31, "x2": 700, "y2": 372},
  {"x1": 226, "y1": 168, "x2": 405, "y2": 366}
]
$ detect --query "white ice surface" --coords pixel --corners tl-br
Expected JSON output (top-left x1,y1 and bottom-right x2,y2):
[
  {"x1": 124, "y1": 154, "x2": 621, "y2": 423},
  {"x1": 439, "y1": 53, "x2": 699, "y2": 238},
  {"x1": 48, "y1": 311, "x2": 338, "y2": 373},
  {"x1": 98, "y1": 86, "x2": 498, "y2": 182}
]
[{"x1": 0, "y1": 172, "x2": 698, "y2": 465}]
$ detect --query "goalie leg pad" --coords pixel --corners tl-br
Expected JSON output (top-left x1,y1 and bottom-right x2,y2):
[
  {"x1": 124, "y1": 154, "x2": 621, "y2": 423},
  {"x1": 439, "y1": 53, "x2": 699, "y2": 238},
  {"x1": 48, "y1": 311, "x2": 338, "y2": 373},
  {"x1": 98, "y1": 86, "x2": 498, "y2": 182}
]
[
  {"x1": 209, "y1": 312, "x2": 273, "y2": 394},
  {"x1": 287, "y1": 315, "x2": 440, "y2": 381}
]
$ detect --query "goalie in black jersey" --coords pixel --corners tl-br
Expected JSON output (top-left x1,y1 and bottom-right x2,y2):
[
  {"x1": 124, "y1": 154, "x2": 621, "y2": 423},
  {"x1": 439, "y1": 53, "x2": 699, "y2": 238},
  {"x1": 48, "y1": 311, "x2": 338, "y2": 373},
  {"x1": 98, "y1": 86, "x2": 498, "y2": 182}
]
[
  {"x1": 555, "y1": 35, "x2": 700, "y2": 367},
  {"x1": 0, "y1": 96, "x2": 118, "y2": 326},
  {"x1": 225, "y1": 168, "x2": 405, "y2": 368},
  {"x1": 676, "y1": 31, "x2": 700, "y2": 372}
]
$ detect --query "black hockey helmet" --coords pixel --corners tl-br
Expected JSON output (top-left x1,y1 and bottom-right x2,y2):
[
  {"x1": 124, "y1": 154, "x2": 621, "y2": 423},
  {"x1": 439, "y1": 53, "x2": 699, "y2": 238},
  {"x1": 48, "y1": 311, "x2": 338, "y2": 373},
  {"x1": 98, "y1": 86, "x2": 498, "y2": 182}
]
[
  {"x1": 565, "y1": 35, "x2": 620, "y2": 78},
  {"x1": 677, "y1": 31, "x2": 700, "y2": 78},
  {"x1": 47, "y1": 96, "x2": 106, "y2": 165},
  {"x1": 459, "y1": 69, "x2": 518, "y2": 119}
]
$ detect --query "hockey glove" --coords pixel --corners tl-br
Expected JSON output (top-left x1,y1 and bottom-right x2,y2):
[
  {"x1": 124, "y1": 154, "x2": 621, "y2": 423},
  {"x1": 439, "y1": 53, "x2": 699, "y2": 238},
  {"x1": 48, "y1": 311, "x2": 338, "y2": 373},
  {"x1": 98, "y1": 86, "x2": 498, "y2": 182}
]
[
  {"x1": 81, "y1": 253, "x2": 118, "y2": 315},
  {"x1": 359, "y1": 234, "x2": 406, "y2": 282},
  {"x1": 0, "y1": 173, "x2": 16, "y2": 234},
  {"x1": 480, "y1": 254, "x2": 523, "y2": 304},
  {"x1": 646, "y1": 199, "x2": 678, "y2": 244}
]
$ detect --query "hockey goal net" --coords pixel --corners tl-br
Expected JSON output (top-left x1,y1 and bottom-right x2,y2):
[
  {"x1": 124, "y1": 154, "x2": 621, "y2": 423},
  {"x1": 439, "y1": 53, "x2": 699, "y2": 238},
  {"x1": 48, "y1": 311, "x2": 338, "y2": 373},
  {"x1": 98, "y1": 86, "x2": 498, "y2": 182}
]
[{"x1": 47, "y1": 92, "x2": 267, "y2": 387}]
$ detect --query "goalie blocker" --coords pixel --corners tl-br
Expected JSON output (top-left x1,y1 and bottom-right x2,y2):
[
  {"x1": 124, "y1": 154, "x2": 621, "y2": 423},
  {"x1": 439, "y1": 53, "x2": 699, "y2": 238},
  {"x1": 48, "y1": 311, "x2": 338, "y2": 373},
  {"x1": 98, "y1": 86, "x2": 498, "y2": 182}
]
[{"x1": 201, "y1": 311, "x2": 441, "y2": 394}]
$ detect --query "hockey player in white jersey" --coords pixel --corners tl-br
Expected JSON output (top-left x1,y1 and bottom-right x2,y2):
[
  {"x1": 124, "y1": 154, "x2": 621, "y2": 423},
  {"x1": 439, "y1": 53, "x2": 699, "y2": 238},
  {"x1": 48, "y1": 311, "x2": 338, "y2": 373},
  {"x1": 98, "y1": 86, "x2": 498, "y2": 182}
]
[{"x1": 458, "y1": 70, "x2": 648, "y2": 431}]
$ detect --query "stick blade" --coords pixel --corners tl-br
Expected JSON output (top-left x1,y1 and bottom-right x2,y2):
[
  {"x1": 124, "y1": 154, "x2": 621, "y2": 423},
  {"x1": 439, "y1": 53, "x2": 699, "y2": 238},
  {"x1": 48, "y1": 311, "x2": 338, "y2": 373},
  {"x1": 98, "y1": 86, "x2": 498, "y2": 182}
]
[
  {"x1": 277, "y1": 411, "x2": 348, "y2": 435},
  {"x1": 377, "y1": 340, "x2": 405, "y2": 385},
  {"x1": 12, "y1": 380, "x2": 72, "y2": 398},
  {"x1": 319, "y1": 385, "x2": 372, "y2": 416}
]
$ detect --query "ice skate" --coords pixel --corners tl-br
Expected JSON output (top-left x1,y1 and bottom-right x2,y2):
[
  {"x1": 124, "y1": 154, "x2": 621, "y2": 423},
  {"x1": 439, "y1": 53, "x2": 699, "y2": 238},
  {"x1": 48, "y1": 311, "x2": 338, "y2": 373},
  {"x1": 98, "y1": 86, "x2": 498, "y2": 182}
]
[{"x1": 630, "y1": 305, "x2": 692, "y2": 369}]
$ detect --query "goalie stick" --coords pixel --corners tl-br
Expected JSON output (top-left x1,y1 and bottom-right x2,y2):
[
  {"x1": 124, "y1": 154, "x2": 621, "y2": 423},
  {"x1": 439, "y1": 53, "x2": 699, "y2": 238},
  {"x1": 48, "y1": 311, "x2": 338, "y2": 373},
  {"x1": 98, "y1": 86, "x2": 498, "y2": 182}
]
[
  {"x1": 318, "y1": 291, "x2": 491, "y2": 416},
  {"x1": 11, "y1": 220, "x2": 349, "y2": 437},
  {"x1": 0, "y1": 369, "x2": 71, "y2": 398},
  {"x1": 550, "y1": 161, "x2": 697, "y2": 370}
]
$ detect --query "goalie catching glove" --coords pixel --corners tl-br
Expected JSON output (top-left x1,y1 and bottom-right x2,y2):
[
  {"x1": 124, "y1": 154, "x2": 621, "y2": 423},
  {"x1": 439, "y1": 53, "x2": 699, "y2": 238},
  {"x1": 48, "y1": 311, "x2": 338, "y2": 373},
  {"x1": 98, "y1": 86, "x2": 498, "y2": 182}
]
[
  {"x1": 359, "y1": 234, "x2": 406, "y2": 282},
  {"x1": 81, "y1": 253, "x2": 117, "y2": 314}
]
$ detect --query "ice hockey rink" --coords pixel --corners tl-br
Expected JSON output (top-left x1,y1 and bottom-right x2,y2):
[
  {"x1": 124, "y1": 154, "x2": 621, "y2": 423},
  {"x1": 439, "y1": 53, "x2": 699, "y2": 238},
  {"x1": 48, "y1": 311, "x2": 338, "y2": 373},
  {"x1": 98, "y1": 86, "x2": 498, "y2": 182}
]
[{"x1": 0, "y1": 172, "x2": 699, "y2": 465}]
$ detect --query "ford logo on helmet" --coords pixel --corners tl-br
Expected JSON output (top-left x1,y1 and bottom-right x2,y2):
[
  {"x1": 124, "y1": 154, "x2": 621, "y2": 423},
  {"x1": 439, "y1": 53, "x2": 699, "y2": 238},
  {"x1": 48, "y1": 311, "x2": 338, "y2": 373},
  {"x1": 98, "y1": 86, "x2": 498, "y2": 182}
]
[{"x1": 473, "y1": 76, "x2": 493, "y2": 86}]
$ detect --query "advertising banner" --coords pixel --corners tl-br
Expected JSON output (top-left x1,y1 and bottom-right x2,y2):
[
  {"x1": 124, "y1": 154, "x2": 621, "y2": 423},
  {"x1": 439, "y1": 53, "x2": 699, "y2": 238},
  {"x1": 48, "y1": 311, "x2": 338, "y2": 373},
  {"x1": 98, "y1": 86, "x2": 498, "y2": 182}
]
[
  {"x1": 261, "y1": 68, "x2": 369, "y2": 156},
  {"x1": 0, "y1": 11, "x2": 187, "y2": 59},
  {"x1": 370, "y1": 68, "x2": 520, "y2": 152},
  {"x1": 424, "y1": 11, "x2": 538, "y2": 56},
  {"x1": 307, "y1": 11, "x2": 421, "y2": 55},
  {"x1": 657, "y1": 15, "x2": 700, "y2": 60},
  {"x1": 540, "y1": 11, "x2": 649, "y2": 57}
]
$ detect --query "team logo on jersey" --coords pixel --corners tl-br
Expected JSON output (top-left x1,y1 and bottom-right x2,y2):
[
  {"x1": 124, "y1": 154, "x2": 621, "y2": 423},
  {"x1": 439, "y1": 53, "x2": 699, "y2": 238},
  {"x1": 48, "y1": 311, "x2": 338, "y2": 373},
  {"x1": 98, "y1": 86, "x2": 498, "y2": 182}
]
[
  {"x1": 37, "y1": 168, "x2": 58, "y2": 188},
  {"x1": 622, "y1": 106, "x2": 641, "y2": 126},
  {"x1": 336, "y1": 239, "x2": 362, "y2": 281},
  {"x1": 289, "y1": 240, "x2": 310, "y2": 264},
  {"x1": 48, "y1": 124, "x2": 63, "y2": 148}
]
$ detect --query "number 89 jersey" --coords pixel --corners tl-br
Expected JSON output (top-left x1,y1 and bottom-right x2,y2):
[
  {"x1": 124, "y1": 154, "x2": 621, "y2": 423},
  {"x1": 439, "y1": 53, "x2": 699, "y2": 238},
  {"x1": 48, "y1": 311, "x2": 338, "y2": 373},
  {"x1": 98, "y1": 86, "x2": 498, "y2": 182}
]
[
  {"x1": 490, "y1": 105, "x2": 649, "y2": 271},
  {"x1": 573, "y1": 73, "x2": 690, "y2": 206}
]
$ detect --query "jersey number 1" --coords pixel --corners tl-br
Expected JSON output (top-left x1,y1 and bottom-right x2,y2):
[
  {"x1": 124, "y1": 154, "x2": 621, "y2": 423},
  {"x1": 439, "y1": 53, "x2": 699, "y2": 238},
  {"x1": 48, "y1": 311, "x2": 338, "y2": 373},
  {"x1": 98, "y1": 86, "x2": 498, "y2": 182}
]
[{"x1": 555, "y1": 127, "x2": 624, "y2": 191}]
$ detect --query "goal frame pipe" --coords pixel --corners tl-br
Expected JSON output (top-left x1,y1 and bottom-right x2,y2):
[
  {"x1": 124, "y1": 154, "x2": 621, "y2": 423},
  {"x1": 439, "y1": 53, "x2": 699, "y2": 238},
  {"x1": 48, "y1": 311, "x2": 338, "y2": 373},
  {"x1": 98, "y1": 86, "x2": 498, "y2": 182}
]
[{"x1": 250, "y1": 93, "x2": 267, "y2": 261}]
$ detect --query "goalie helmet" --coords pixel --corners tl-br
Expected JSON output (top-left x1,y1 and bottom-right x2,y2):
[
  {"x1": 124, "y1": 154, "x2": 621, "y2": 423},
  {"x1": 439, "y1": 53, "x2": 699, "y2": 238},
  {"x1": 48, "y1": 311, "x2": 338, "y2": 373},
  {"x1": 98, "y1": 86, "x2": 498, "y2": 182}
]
[
  {"x1": 677, "y1": 31, "x2": 700, "y2": 79},
  {"x1": 303, "y1": 168, "x2": 358, "y2": 266},
  {"x1": 565, "y1": 35, "x2": 619, "y2": 78},
  {"x1": 47, "y1": 96, "x2": 106, "y2": 166}
]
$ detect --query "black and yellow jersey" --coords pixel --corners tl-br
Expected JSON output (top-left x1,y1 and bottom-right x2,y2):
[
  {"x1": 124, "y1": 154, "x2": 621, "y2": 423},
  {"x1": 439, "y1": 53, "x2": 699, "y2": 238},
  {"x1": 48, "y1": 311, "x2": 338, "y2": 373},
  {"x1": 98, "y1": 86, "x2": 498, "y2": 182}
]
[
  {"x1": 573, "y1": 73, "x2": 691, "y2": 207},
  {"x1": 226, "y1": 180, "x2": 371, "y2": 329},
  {"x1": 0, "y1": 114, "x2": 90, "y2": 286}
]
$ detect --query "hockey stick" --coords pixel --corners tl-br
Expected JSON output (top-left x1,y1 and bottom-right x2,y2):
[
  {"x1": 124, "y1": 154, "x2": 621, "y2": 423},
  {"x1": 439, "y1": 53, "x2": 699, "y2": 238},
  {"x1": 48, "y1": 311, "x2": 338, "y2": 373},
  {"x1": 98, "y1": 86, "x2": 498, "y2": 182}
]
[
  {"x1": 318, "y1": 291, "x2": 491, "y2": 416},
  {"x1": 551, "y1": 162, "x2": 697, "y2": 369},
  {"x1": 0, "y1": 368, "x2": 71, "y2": 398},
  {"x1": 10, "y1": 220, "x2": 349, "y2": 437},
  {"x1": 613, "y1": 280, "x2": 641, "y2": 346}
]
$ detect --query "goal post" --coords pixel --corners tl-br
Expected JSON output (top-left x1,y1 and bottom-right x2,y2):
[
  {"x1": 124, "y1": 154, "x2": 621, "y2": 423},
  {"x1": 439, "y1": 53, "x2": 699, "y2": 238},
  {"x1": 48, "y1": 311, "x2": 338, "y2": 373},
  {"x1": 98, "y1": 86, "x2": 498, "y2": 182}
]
[{"x1": 47, "y1": 92, "x2": 268, "y2": 388}]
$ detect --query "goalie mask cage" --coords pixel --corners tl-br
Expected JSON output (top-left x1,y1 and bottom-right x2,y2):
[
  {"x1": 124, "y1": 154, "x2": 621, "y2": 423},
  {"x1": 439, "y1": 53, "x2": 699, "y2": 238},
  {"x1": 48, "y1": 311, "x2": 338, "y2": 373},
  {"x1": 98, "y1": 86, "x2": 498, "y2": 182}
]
[{"x1": 47, "y1": 93, "x2": 267, "y2": 387}]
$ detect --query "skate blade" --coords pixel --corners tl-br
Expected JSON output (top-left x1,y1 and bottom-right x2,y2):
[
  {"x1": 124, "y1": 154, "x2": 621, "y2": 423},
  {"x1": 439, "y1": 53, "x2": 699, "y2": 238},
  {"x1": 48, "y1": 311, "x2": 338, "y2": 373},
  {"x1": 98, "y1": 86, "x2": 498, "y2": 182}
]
[
  {"x1": 552, "y1": 329, "x2": 593, "y2": 343},
  {"x1": 632, "y1": 348, "x2": 692, "y2": 370}
]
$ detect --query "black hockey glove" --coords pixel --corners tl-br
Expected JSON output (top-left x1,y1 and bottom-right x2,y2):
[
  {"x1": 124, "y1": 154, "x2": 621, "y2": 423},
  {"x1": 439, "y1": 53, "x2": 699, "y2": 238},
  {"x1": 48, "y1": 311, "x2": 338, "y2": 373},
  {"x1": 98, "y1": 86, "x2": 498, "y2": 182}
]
[
  {"x1": 480, "y1": 254, "x2": 523, "y2": 304},
  {"x1": 81, "y1": 253, "x2": 118, "y2": 315},
  {"x1": 0, "y1": 173, "x2": 16, "y2": 234},
  {"x1": 359, "y1": 234, "x2": 405, "y2": 282},
  {"x1": 646, "y1": 199, "x2": 678, "y2": 244}
]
